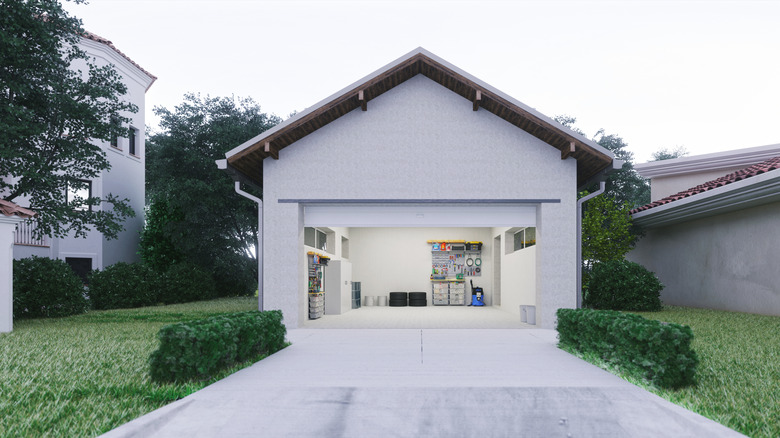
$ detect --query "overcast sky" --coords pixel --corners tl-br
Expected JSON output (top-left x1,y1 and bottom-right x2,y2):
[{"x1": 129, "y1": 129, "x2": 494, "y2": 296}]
[{"x1": 63, "y1": 0, "x2": 780, "y2": 163}]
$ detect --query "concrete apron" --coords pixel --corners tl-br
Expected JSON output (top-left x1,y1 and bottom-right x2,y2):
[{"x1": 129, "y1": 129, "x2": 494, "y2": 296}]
[{"x1": 101, "y1": 329, "x2": 744, "y2": 438}]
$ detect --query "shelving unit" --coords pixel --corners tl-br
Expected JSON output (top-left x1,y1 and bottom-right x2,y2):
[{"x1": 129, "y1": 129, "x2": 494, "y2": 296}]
[
  {"x1": 307, "y1": 251, "x2": 329, "y2": 319},
  {"x1": 428, "y1": 240, "x2": 481, "y2": 306}
]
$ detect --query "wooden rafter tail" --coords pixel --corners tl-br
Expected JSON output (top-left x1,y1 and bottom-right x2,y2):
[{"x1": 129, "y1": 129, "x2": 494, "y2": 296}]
[
  {"x1": 358, "y1": 90, "x2": 367, "y2": 111},
  {"x1": 561, "y1": 141, "x2": 576, "y2": 160},
  {"x1": 473, "y1": 90, "x2": 482, "y2": 111},
  {"x1": 264, "y1": 141, "x2": 279, "y2": 160}
]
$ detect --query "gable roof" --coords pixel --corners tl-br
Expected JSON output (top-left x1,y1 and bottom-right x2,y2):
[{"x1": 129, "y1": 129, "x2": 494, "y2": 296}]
[
  {"x1": 81, "y1": 31, "x2": 157, "y2": 90},
  {"x1": 225, "y1": 48, "x2": 614, "y2": 188},
  {"x1": 632, "y1": 156, "x2": 780, "y2": 215}
]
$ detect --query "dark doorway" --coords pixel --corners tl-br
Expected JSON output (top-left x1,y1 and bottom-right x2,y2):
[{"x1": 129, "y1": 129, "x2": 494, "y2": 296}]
[{"x1": 65, "y1": 257, "x2": 92, "y2": 285}]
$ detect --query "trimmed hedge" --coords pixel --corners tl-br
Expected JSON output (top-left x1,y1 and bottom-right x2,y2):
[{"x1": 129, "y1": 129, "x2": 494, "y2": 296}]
[
  {"x1": 585, "y1": 259, "x2": 663, "y2": 311},
  {"x1": 13, "y1": 256, "x2": 89, "y2": 318},
  {"x1": 149, "y1": 310, "x2": 286, "y2": 383},
  {"x1": 88, "y1": 263, "x2": 158, "y2": 310},
  {"x1": 557, "y1": 308, "x2": 698, "y2": 388}
]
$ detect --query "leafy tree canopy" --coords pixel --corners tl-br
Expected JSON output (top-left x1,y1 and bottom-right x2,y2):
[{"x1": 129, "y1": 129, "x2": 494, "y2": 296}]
[
  {"x1": 651, "y1": 145, "x2": 689, "y2": 162},
  {"x1": 145, "y1": 94, "x2": 281, "y2": 295},
  {"x1": 0, "y1": 0, "x2": 137, "y2": 239}
]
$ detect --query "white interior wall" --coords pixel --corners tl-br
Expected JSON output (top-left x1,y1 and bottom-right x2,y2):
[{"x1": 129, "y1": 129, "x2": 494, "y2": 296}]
[
  {"x1": 348, "y1": 227, "x2": 493, "y2": 303},
  {"x1": 492, "y1": 227, "x2": 537, "y2": 315}
]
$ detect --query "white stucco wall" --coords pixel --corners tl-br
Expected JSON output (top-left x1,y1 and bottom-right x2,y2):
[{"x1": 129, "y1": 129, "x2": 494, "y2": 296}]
[
  {"x1": 492, "y1": 227, "x2": 537, "y2": 317},
  {"x1": 262, "y1": 75, "x2": 578, "y2": 328},
  {"x1": 628, "y1": 201, "x2": 780, "y2": 316}
]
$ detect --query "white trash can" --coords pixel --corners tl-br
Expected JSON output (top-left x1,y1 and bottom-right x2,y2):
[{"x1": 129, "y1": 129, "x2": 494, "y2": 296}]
[
  {"x1": 526, "y1": 305, "x2": 536, "y2": 325},
  {"x1": 520, "y1": 305, "x2": 527, "y2": 323},
  {"x1": 376, "y1": 296, "x2": 388, "y2": 306},
  {"x1": 363, "y1": 296, "x2": 375, "y2": 306}
]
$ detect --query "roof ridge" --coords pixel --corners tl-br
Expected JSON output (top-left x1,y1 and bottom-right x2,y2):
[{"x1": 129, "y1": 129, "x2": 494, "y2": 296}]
[{"x1": 631, "y1": 155, "x2": 780, "y2": 214}]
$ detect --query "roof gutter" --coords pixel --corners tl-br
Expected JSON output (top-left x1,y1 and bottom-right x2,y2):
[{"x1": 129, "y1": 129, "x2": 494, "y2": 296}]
[{"x1": 216, "y1": 159, "x2": 264, "y2": 311}]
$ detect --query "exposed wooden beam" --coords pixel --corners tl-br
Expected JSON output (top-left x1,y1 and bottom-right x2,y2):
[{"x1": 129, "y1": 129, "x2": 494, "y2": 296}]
[
  {"x1": 265, "y1": 141, "x2": 279, "y2": 160},
  {"x1": 473, "y1": 90, "x2": 481, "y2": 111},
  {"x1": 358, "y1": 90, "x2": 367, "y2": 111},
  {"x1": 561, "y1": 141, "x2": 576, "y2": 160}
]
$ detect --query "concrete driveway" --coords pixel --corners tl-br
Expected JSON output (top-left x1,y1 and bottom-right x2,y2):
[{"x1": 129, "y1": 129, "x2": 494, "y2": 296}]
[{"x1": 101, "y1": 329, "x2": 744, "y2": 437}]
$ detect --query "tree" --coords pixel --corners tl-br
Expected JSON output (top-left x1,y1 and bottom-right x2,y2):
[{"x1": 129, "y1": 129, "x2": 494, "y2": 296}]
[
  {"x1": 138, "y1": 198, "x2": 184, "y2": 271},
  {"x1": 555, "y1": 115, "x2": 650, "y2": 209},
  {"x1": 0, "y1": 0, "x2": 137, "y2": 239},
  {"x1": 592, "y1": 129, "x2": 650, "y2": 209},
  {"x1": 145, "y1": 94, "x2": 281, "y2": 295},
  {"x1": 651, "y1": 145, "x2": 688, "y2": 161},
  {"x1": 580, "y1": 192, "x2": 637, "y2": 289}
]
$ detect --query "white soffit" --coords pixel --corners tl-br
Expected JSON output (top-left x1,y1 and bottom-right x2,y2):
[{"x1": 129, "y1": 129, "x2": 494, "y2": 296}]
[{"x1": 303, "y1": 204, "x2": 537, "y2": 227}]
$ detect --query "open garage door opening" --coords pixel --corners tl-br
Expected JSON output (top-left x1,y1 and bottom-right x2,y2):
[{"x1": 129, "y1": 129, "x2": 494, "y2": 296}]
[{"x1": 299, "y1": 203, "x2": 540, "y2": 328}]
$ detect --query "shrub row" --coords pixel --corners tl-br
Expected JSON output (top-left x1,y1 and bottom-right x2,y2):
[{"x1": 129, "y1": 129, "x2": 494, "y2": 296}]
[
  {"x1": 557, "y1": 308, "x2": 698, "y2": 388},
  {"x1": 13, "y1": 257, "x2": 89, "y2": 319},
  {"x1": 585, "y1": 259, "x2": 663, "y2": 311},
  {"x1": 88, "y1": 262, "x2": 216, "y2": 310},
  {"x1": 149, "y1": 310, "x2": 286, "y2": 383}
]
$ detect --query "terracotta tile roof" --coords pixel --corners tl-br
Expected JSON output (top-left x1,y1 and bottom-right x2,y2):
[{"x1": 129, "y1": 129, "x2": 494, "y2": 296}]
[
  {"x1": 631, "y1": 156, "x2": 780, "y2": 214},
  {"x1": 82, "y1": 31, "x2": 157, "y2": 86},
  {"x1": 0, "y1": 200, "x2": 36, "y2": 219}
]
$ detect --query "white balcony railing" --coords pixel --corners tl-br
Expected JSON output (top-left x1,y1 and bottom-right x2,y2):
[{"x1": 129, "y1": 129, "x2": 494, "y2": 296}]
[{"x1": 15, "y1": 220, "x2": 49, "y2": 247}]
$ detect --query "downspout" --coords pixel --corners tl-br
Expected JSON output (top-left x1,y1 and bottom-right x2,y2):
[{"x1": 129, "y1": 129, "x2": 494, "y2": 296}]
[
  {"x1": 233, "y1": 181, "x2": 264, "y2": 312},
  {"x1": 215, "y1": 159, "x2": 264, "y2": 312},
  {"x1": 576, "y1": 181, "x2": 605, "y2": 308}
]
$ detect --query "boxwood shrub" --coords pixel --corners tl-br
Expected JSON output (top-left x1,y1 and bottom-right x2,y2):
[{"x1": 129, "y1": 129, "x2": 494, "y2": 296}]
[
  {"x1": 88, "y1": 262, "x2": 158, "y2": 310},
  {"x1": 585, "y1": 259, "x2": 663, "y2": 311},
  {"x1": 13, "y1": 256, "x2": 89, "y2": 318},
  {"x1": 149, "y1": 310, "x2": 286, "y2": 383},
  {"x1": 557, "y1": 308, "x2": 698, "y2": 388}
]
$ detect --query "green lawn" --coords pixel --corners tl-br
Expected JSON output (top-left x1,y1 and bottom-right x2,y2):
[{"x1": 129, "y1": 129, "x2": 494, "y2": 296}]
[
  {"x1": 0, "y1": 297, "x2": 266, "y2": 437},
  {"x1": 570, "y1": 306, "x2": 779, "y2": 438}
]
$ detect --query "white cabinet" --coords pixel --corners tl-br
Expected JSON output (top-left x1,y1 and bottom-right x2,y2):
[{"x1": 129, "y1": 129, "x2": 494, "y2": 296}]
[{"x1": 324, "y1": 260, "x2": 352, "y2": 315}]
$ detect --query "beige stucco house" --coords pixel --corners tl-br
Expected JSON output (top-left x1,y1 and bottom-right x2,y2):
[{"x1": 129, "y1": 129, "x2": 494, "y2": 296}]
[{"x1": 629, "y1": 143, "x2": 780, "y2": 316}]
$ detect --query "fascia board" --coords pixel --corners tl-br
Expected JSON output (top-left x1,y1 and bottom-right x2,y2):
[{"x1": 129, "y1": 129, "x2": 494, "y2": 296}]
[
  {"x1": 226, "y1": 47, "x2": 613, "y2": 161},
  {"x1": 631, "y1": 168, "x2": 780, "y2": 228},
  {"x1": 636, "y1": 143, "x2": 780, "y2": 179}
]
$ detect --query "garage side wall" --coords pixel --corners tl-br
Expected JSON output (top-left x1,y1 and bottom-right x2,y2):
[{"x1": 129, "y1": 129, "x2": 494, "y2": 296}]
[
  {"x1": 628, "y1": 202, "x2": 780, "y2": 316},
  {"x1": 263, "y1": 75, "x2": 577, "y2": 328}
]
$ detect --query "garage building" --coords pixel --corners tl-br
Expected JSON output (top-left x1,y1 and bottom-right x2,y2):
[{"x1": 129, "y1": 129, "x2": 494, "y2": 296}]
[{"x1": 218, "y1": 48, "x2": 616, "y2": 329}]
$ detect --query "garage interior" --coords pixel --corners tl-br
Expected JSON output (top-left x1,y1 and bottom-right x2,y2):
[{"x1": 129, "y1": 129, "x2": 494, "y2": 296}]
[{"x1": 301, "y1": 204, "x2": 539, "y2": 329}]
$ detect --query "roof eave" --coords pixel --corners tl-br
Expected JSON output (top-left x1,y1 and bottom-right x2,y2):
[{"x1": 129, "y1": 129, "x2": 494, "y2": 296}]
[{"x1": 631, "y1": 169, "x2": 780, "y2": 228}]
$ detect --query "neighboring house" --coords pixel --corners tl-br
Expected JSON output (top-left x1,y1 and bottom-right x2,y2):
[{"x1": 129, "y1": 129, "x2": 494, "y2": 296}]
[
  {"x1": 629, "y1": 143, "x2": 780, "y2": 316},
  {"x1": 12, "y1": 32, "x2": 156, "y2": 281},
  {"x1": 219, "y1": 48, "x2": 617, "y2": 329}
]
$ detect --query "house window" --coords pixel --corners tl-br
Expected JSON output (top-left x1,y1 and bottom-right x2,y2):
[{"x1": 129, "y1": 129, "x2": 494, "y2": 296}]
[
  {"x1": 110, "y1": 116, "x2": 121, "y2": 149},
  {"x1": 67, "y1": 179, "x2": 92, "y2": 211},
  {"x1": 128, "y1": 126, "x2": 138, "y2": 156},
  {"x1": 513, "y1": 227, "x2": 536, "y2": 251},
  {"x1": 304, "y1": 227, "x2": 328, "y2": 251}
]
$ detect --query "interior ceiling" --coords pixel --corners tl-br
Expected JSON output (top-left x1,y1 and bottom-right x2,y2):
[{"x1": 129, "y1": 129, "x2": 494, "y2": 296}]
[{"x1": 227, "y1": 53, "x2": 613, "y2": 188}]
